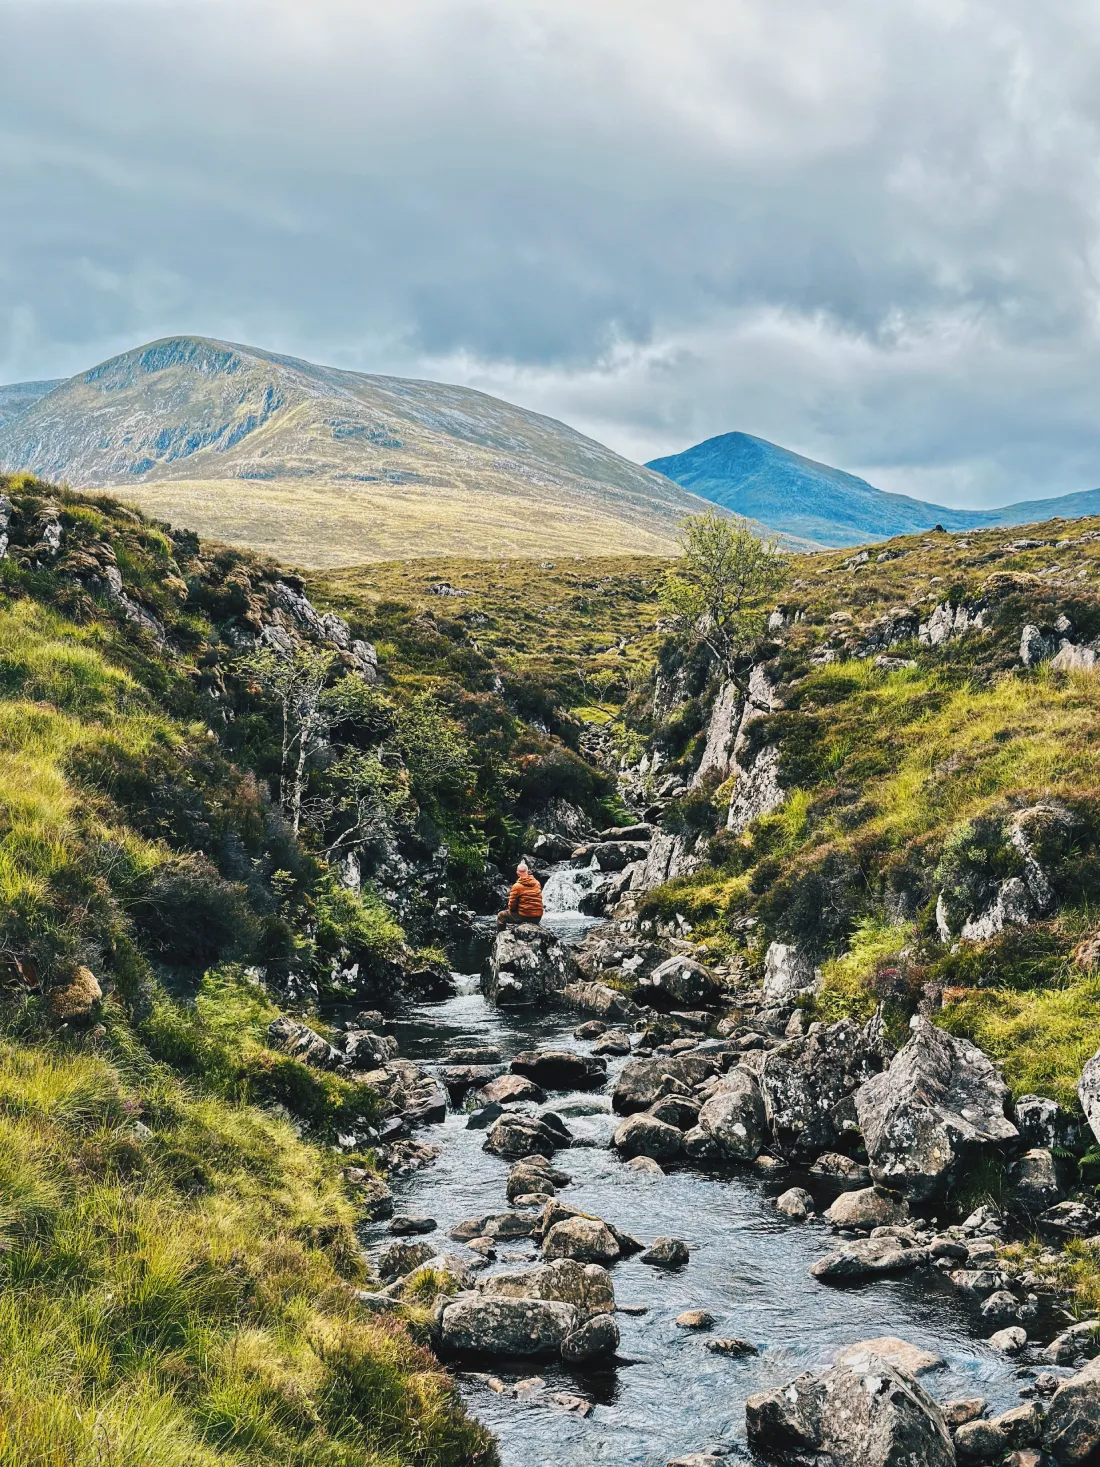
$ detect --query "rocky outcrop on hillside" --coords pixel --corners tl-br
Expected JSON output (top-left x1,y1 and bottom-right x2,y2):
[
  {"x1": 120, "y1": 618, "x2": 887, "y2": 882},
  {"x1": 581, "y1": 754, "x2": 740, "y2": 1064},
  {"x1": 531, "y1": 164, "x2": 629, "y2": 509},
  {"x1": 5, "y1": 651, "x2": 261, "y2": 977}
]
[{"x1": 855, "y1": 1018, "x2": 1019, "y2": 1202}]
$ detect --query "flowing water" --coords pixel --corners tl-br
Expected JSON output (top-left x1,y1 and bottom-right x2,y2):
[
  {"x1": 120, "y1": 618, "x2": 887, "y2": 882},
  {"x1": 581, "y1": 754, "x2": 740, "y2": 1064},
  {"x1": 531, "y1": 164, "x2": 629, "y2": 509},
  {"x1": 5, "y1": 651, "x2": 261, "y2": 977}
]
[{"x1": 364, "y1": 912, "x2": 1045, "y2": 1467}]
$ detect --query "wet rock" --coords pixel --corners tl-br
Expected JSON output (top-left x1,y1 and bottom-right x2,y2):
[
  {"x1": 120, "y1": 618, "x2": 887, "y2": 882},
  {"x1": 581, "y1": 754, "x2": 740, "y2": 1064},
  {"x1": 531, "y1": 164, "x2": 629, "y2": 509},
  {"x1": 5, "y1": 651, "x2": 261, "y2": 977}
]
[
  {"x1": 949, "y1": 1268, "x2": 1004, "y2": 1300},
  {"x1": 593, "y1": 1030, "x2": 633, "y2": 1057},
  {"x1": 388, "y1": 1215, "x2": 437, "y2": 1236},
  {"x1": 641, "y1": 1237, "x2": 689, "y2": 1268},
  {"x1": 761, "y1": 1018, "x2": 882, "y2": 1162},
  {"x1": 676, "y1": 1310, "x2": 715, "y2": 1329},
  {"x1": 378, "y1": 1240, "x2": 437, "y2": 1281},
  {"x1": 955, "y1": 1418, "x2": 1009, "y2": 1461},
  {"x1": 1014, "y1": 1094, "x2": 1083, "y2": 1152},
  {"x1": 466, "y1": 1102, "x2": 504, "y2": 1130},
  {"x1": 989, "y1": 1326, "x2": 1028, "y2": 1353},
  {"x1": 614, "y1": 1113, "x2": 683, "y2": 1160},
  {"x1": 446, "y1": 1044, "x2": 503, "y2": 1064},
  {"x1": 340, "y1": 1028, "x2": 399, "y2": 1068},
  {"x1": 1042, "y1": 1320, "x2": 1100, "y2": 1366},
  {"x1": 480, "y1": 1257, "x2": 615, "y2": 1317},
  {"x1": 505, "y1": 1160, "x2": 567, "y2": 1203},
  {"x1": 647, "y1": 1095, "x2": 702, "y2": 1130},
  {"x1": 612, "y1": 1051, "x2": 720, "y2": 1114},
  {"x1": 510, "y1": 1050, "x2": 606, "y2": 1090},
  {"x1": 436, "y1": 1294, "x2": 578, "y2": 1358},
  {"x1": 810, "y1": 1236, "x2": 929, "y2": 1283},
  {"x1": 560, "y1": 980, "x2": 640, "y2": 1023},
  {"x1": 979, "y1": 1290, "x2": 1025, "y2": 1327},
  {"x1": 696, "y1": 1067, "x2": 767, "y2": 1161},
  {"x1": 855, "y1": 1017, "x2": 1019, "y2": 1202},
  {"x1": 573, "y1": 1019, "x2": 607, "y2": 1040},
  {"x1": 706, "y1": 1337, "x2": 757, "y2": 1356},
  {"x1": 636, "y1": 955, "x2": 721, "y2": 1010},
  {"x1": 483, "y1": 924, "x2": 579, "y2": 1007},
  {"x1": 479, "y1": 1073, "x2": 546, "y2": 1106},
  {"x1": 542, "y1": 1216, "x2": 621, "y2": 1265},
  {"x1": 440, "y1": 1063, "x2": 508, "y2": 1098},
  {"x1": 627, "y1": 1155, "x2": 664, "y2": 1176},
  {"x1": 810, "y1": 1152, "x2": 872, "y2": 1189},
  {"x1": 835, "y1": 1337, "x2": 944, "y2": 1376},
  {"x1": 825, "y1": 1187, "x2": 909, "y2": 1230},
  {"x1": 1008, "y1": 1147, "x2": 1066, "y2": 1213},
  {"x1": 450, "y1": 1213, "x2": 536, "y2": 1243},
  {"x1": 1080, "y1": 1046, "x2": 1100, "y2": 1145},
  {"x1": 484, "y1": 1112, "x2": 570, "y2": 1159},
  {"x1": 1044, "y1": 1355, "x2": 1100, "y2": 1463},
  {"x1": 776, "y1": 1187, "x2": 815, "y2": 1219},
  {"x1": 561, "y1": 1312, "x2": 619, "y2": 1363},
  {"x1": 745, "y1": 1350, "x2": 954, "y2": 1467},
  {"x1": 944, "y1": 1399, "x2": 989, "y2": 1430}
]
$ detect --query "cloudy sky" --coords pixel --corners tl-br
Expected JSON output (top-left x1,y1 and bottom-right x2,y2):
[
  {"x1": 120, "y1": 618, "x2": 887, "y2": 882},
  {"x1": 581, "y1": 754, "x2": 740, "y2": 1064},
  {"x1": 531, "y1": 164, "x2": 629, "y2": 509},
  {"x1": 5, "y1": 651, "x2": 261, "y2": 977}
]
[{"x1": 3, "y1": 0, "x2": 1100, "y2": 506}]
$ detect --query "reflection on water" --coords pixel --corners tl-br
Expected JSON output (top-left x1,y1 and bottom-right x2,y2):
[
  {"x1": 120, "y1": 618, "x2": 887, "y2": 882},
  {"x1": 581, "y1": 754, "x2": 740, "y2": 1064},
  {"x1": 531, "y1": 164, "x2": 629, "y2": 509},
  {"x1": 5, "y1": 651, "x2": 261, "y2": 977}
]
[{"x1": 370, "y1": 983, "x2": 1033, "y2": 1466}]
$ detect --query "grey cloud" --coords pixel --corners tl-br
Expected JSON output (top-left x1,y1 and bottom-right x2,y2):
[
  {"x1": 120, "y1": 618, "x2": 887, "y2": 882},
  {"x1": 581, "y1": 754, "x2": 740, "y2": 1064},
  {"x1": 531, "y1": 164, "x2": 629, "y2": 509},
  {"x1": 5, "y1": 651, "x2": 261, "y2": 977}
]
[{"x1": 2, "y1": 0, "x2": 1100, "y2": 505}]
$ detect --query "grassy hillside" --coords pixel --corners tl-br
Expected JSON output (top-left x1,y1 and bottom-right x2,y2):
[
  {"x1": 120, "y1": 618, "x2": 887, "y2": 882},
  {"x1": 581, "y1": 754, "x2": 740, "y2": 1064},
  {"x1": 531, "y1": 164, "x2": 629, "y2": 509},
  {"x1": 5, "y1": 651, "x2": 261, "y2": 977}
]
[
  {"x1": 0, "y1": 471, "x2": 563, "y2": 1465},
  {"x1": 640, "y1": 518, "x2": 1100, "y2": 1111},
  {"x1": 0, "y1": 337, "x2": 714, "y2": 564}
]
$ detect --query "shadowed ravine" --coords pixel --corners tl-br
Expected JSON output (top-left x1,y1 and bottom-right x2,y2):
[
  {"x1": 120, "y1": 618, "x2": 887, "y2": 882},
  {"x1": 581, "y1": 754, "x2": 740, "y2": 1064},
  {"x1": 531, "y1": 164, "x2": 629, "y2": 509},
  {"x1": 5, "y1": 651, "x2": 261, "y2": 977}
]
[{"x1": 362, "y1": 915, "x2": 1041, "y2": 1467}]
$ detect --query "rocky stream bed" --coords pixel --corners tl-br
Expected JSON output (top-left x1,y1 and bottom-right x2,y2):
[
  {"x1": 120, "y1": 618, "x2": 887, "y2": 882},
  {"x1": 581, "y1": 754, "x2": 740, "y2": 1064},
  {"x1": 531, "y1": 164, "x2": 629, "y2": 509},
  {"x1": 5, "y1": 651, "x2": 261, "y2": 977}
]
[{"x1": 335, "y1": 894, "x2": 1100, "y2": 1467}]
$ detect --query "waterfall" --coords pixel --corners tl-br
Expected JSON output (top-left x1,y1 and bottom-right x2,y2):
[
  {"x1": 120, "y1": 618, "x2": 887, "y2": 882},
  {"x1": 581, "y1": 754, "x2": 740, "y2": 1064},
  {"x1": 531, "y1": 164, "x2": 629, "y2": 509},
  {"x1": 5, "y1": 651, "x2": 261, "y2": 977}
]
[{"x1": 541, "y1": 858, "x2": 607, "y2": 914}]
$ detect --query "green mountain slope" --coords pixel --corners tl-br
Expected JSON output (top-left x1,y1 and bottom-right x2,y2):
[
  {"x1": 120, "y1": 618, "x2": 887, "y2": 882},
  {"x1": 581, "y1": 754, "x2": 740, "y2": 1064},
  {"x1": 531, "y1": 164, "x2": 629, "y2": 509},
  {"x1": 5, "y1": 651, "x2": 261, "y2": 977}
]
[
  {"x1": 0, "y1": 337, "x2": 718, "y2": 565},
  {"x1": 648, "y1": 430, "x2": 1100, "y2": 546}
]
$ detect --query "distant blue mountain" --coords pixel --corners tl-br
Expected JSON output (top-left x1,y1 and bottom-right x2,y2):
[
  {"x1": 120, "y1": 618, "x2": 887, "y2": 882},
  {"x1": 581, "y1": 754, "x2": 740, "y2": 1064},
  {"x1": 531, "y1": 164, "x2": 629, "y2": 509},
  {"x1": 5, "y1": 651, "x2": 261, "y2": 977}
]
[{"x1": 646, "y1": 432, "x2": 1100, "y2": 548}]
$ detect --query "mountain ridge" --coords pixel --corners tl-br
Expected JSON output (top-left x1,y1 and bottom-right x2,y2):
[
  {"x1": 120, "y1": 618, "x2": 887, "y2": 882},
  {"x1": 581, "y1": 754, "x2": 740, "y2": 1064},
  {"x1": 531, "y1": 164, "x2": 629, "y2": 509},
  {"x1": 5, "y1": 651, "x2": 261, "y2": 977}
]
[
  {"x1": 0, "y1": 336, "x2": 744, "y2": 565},
  {"x1": 647, "y1": 430, "x2": 1100, "y2": 547}
]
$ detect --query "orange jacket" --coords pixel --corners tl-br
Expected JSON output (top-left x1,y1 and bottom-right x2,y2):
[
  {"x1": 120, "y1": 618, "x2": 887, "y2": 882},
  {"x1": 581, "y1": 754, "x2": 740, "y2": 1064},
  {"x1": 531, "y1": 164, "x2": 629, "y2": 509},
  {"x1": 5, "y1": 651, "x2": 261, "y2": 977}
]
[{"x1": 508, "y1": 871, "x2": 544, "y2": 920}]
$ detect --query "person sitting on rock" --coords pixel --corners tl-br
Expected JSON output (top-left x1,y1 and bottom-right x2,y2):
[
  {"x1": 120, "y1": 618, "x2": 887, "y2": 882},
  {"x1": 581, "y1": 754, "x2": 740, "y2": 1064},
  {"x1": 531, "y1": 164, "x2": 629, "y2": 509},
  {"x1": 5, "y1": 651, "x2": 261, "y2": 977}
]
[{"x1": 497, "y1": 860, "x2": 543, "y2": 926}]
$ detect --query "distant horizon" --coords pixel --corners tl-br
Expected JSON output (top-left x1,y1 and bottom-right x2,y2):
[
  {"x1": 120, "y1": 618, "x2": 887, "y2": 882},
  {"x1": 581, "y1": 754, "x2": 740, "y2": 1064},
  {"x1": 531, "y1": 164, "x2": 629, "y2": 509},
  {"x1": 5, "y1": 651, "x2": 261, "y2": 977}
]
[{"x1": 3, "y1": 332, "x2": 1099, "y2": 521}]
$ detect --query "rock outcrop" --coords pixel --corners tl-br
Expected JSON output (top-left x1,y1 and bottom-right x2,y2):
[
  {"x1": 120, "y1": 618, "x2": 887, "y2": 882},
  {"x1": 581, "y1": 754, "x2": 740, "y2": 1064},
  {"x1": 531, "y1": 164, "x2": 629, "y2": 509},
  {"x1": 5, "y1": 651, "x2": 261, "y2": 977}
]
[
  {"x1": 855, "y1": 1018, "x2": 1019, "y2": 1202},
  {"x1": 760, "y1": 1018, "x2": 881, "y2": 1161},
  {"x1": 635, "y1": 954, "x2": 721, "y2": 1009},
  {"x1": 1043, "y1": 1355, "x2": 1100, "y2": 1464},
  {"x1": 1079, "y1": 1047, "x2": 1100, "y2": 1145}
]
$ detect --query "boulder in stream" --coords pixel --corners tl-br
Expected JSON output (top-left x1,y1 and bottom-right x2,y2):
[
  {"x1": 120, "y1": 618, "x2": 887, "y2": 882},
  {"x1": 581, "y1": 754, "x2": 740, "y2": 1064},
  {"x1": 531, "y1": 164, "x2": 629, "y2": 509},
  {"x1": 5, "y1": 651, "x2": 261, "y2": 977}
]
[
  {"x1": 436, "y1": 1294, "x2": 579, "y2": 1358},
  {"x1": 478, "y1": 1073, "x2": 545, "y2": 1106},
  {"x1": 613, "y1": 1112, "x2": 683, "y2": 1160},
  {"x1": 612, "y1": 1051, "x2": 721, "y2": 1114},
  {"x1": 542, "y1": 1216, "x2": 621, "y2": 1265},
  {"x1": 480, "y1": 1257, "x2": 615, "y2": 1317},
  {"x1": 809, "y1": 1235, "x2": 929, "y2": 1283},
  {"x1": 745, "y1": 1348, "x2": 954, "y2": 1467},
  {"x1": 855, "y1": 1017, "x2": 1019, "y2": 1202},
  {"x1": 510, "y1": 1049, "x2": 607, "y2": 1090},
  {"x1": 824, "y1": 1186, "x2": 909, "y2": 1230},
  {"x1": 696, "y1": 1067, "x2": 766, "y2": 1160},
  {"x1": 484, "y1": 1112, "x2": 570, "y2": 1159},
  {"x1": 482, "y1": 924, "x2": 579, "y2": 1007}
]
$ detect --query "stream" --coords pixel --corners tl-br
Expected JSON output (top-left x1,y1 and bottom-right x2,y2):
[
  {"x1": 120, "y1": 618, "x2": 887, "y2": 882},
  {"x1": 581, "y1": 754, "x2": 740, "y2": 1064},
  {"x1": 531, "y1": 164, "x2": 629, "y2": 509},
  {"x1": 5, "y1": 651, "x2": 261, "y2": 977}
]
[{"x1": 363, "y1": 909, "x2": 1040, "y2": 1467}]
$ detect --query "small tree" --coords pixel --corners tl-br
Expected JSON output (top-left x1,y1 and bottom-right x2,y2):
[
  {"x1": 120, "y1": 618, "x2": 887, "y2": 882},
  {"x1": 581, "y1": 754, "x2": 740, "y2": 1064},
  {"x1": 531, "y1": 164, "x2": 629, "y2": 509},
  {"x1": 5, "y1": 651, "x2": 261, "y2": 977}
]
[
  {"x1": 240, "y1": 645, "x2": 336, "y2": 835},
  {"x1": 659, "y1": 512, "x2": 787, "y2": 693}
]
